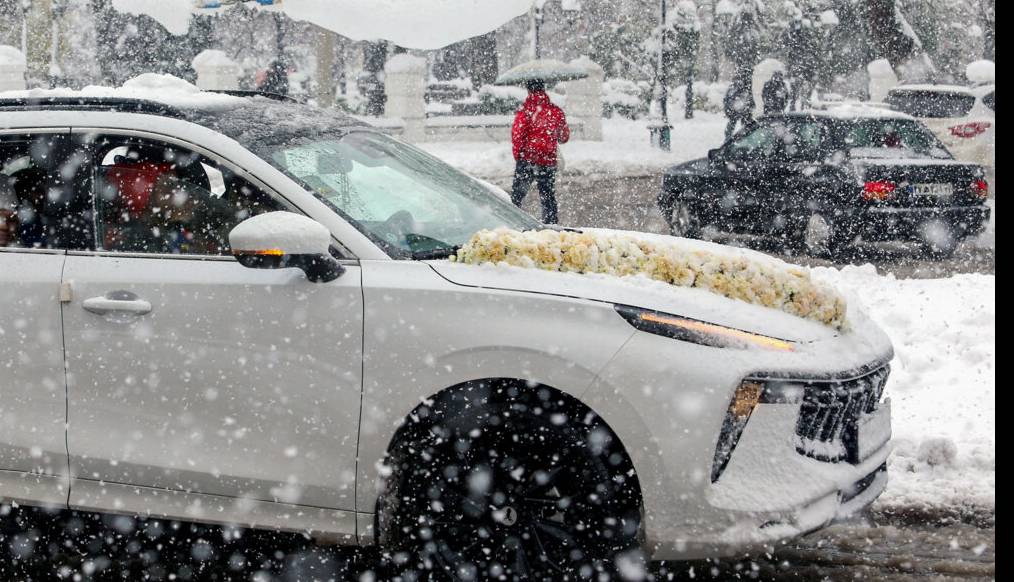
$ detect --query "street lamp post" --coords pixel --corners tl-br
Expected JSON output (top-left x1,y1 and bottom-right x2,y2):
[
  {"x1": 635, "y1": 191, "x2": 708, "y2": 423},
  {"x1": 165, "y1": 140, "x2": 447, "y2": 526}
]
[
  {"x1": 649, "y1": 0, "x2": 671, "y2": 150},
  {"x1": 532, "y1": 0, "x2": 547, "y2": 59}
]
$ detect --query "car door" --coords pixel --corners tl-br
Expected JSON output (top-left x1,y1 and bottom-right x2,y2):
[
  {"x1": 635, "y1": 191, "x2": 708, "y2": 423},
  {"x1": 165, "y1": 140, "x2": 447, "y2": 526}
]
[
  {"x1": 0, "y1": 130, "x2": 77, "y2": 506},
  {"x1": 715, "y1": 120, "x2": 788, "y2": 232},
  {"x1": 60, "y1": 132, "x2": 364, "y2": 516}
]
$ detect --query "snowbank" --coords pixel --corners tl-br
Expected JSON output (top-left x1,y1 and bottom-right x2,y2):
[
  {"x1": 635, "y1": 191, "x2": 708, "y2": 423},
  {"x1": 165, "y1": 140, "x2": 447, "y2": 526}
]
[
  {"x1": 113, "y1": 0, "x2": 534, "y2": 50},
  {"x1": 813, "y1": 265, "x2": 995, "y2": 516}
]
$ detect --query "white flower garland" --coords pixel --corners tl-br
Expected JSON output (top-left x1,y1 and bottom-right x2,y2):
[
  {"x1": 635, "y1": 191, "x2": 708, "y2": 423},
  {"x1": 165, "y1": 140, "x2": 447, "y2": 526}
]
[{"x1": 452, "y1": 228, "x2": 848, "y2": 330}]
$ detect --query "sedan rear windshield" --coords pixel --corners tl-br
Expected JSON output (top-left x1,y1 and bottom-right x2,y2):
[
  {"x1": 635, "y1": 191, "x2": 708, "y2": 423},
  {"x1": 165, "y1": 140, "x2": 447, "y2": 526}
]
[
  {"x1": 885, "y1": 90, "x2": 975, "y2": 118},
  {"x1": 837, "y1": 119, "x2": 951, "y2": 160}
]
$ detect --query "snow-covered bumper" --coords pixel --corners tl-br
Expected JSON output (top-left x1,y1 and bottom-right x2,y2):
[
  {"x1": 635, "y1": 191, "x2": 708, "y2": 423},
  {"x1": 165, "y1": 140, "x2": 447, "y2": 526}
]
[{"x1": 585, "y1": 312, "x2": 893, "y2": 561}]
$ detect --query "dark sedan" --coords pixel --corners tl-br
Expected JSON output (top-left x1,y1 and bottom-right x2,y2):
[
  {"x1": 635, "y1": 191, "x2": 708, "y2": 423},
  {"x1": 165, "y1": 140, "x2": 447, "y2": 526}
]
[{"x1": 658, "y1": 109, "x2": 991, "y2": 258}]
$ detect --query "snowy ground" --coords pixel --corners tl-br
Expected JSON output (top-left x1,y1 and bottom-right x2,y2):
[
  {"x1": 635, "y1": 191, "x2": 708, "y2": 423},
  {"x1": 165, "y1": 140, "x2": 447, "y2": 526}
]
[
  {"x1": 815, "y1": 266, "x2": 995, "y2": 519},
  {"x1": 419, "y1": 113, "x2": 728, "y2": 179}
]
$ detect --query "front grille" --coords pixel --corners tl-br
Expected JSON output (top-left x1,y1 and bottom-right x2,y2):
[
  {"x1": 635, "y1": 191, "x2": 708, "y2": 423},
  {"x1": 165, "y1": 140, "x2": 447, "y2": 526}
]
[{"x1": 794, "y1": 365, "x2": 890, "y2": 463}]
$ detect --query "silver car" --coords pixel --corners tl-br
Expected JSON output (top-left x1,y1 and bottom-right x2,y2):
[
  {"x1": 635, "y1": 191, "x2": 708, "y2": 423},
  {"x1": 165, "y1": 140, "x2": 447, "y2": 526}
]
[{"x1": 0, "y1": 93, "x2": 893, "y2": 578}]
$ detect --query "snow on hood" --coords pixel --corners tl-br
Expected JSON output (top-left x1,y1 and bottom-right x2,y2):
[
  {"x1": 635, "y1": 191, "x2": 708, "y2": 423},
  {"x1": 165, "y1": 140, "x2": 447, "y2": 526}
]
[
  {"x1": 431, "y1": 260, "x2": 837, "y2": 343},
  {"x1": 113, "y1": 0, "x2": 534, "y2": 50},
  {"x1": 430, "y1": 229, "x2": 847, "y2": 343}
]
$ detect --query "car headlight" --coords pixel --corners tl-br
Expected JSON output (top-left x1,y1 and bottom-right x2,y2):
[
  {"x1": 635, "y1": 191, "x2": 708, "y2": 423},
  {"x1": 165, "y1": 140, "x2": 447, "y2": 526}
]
[{"x1": 614, "y1": 305, "x2": 795, "y2": 352}]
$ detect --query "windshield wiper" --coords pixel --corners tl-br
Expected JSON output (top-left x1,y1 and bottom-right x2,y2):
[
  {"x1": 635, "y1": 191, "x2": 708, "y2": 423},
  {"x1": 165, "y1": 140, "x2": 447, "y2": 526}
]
[{"x1": 411, "y1": 245, "x2": 461, "y2": 260}]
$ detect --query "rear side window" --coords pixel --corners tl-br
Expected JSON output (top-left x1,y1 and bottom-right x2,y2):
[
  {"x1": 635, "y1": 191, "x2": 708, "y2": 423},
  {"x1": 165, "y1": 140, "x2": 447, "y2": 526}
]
[
  {"x1": 89, "y1": 136, "x2": 288, "y2": 255},
  {"x1": 1, "y1": 133, "x2": 93, "y2": 251},
  {"x1": 886, "y1": 90, "x2": 975, "y2": 118}
]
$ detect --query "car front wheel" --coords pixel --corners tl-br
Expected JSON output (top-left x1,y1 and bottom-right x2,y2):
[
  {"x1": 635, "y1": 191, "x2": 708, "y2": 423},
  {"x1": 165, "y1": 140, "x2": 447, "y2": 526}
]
[
  {"x1": 378, "y1": 386, "x2": 642, "y2": 581},
  {"x1": 793, "y1": 212, "x2": 854, "y2": 260}
]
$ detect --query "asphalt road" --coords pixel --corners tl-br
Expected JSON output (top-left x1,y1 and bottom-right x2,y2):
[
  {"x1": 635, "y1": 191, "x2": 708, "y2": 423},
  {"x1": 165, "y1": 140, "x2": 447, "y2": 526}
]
[{"x1": 1, "y1": 503, "x2": 995, "y2": 581}]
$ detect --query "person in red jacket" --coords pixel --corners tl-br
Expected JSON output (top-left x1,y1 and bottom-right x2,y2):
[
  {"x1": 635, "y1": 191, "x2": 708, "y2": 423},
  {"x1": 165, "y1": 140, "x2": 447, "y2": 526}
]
[{"x1": 511, "y1": 79, "x2": 570, "y2": 224}]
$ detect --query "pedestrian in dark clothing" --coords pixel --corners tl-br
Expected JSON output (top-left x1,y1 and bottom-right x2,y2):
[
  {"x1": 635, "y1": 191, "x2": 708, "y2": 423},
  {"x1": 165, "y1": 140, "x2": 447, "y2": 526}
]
[
  {"x1": 785, "y1": 18, "x2": 818, "y2": 110},
  {"x1": 723, "y1": 77, "x2": 754, "y2": 142},
  {"x1": 762, "y1": 71, "x2": 789, "y2": 115},
  {"x1": 260, "y1": 60, "x2": 289, "y2": 96},
  {"x1": 511, "y1": 80, "x2": 570, "y2": 224}
]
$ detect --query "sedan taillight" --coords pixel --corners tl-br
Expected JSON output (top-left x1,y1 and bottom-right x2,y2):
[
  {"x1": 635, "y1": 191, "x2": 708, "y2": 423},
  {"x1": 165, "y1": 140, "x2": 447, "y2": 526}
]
[
  {"x1": 863, "y1": 180, "x2": 897, "y2": 201},
  {"x1": 972, "y1": 179, "x2": 989, "y2": 199},
  {"x1": 948, "y1": 121, "x2": 991, "y2": 139}
]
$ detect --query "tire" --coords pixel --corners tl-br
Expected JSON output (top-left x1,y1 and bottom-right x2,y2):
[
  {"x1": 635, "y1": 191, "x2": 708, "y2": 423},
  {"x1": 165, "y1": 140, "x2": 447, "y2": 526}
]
[
  {"x1": 793, "y1": 212, "x2": 854, "y2": 261},
  {"x1": 916, "y1": 219, "x2": 959, "y2": 260},
  {"x1": 378, "y1": 384, "x2": 642, "y2": 581},
  {"x1": 662, "y1": 198, "x2": 702, "y2": 239}
]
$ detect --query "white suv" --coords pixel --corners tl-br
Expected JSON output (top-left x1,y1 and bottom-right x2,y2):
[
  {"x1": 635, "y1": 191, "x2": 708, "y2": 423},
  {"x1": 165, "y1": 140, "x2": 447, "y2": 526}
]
[
  {"x1": 0, "y1": 91, "x2": 893, "y2": 577},
  {"x1": 886, "y1": 84, "x2": 996, "y2": 191}
]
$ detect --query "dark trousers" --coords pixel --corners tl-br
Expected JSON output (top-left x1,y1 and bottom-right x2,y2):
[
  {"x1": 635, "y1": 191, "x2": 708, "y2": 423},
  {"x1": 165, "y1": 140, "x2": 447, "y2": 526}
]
[
  {"x1": 511, "y1": 161, "x2": 558, "y2": 224},
  {"x1": 725, "y1": 116, "x2": 750, "y2": 142}
]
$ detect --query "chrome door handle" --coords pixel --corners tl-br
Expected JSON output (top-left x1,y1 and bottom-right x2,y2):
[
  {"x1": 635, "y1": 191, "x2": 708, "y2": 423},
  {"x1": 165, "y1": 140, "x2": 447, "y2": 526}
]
[{"x1": 82, "y1": 293, "x2": 152, "y2": 316}]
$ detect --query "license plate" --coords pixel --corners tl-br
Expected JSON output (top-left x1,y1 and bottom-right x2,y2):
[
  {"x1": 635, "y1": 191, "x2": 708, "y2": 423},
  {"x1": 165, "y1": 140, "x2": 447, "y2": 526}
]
[
  {"x1": 911, "y1": 183, "x2": 954, "y2": 197},
  {"x1": 856, "y1": 399, "x2": 891, "y2": 461}
]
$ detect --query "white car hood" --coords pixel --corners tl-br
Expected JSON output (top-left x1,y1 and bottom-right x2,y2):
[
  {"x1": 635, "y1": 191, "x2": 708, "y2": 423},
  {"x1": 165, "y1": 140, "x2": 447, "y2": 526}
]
[{"x1": 428, "y1": 261, "x2": 840, "y2": 343}]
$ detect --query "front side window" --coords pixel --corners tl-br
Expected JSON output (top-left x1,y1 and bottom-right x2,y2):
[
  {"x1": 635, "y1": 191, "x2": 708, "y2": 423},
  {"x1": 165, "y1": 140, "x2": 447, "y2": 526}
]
[
  {"x1": 90, "y1": 136, "x2": 287, "y2": 255},
  {"x1": 725, "y1": 122, "x2": 783, "y2": 161},
  {"x1": 259, "y1": 131, "x2": 539, "y2": 258}
]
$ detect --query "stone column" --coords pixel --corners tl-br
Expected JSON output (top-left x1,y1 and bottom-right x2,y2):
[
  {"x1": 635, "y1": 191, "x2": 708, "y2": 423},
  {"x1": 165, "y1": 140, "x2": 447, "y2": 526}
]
[
  {"x1": 192, "y1": 49, "x2": 240, "y2": 91},
  {"x1": 315, "y1": 26, "x2": 337, "y2": 107},
  {"x1": 0, "y1": 45, "x2": 27, "y2": 92},
  {"x1": 562, "y1": 56, "x2": 603, "y2": 141},
  {"x1": 384, "y1": 54, "x2": 428, "y2": 142},
  {"x1": 867, "y1": 59, "x2": 898, "y2": 103}
]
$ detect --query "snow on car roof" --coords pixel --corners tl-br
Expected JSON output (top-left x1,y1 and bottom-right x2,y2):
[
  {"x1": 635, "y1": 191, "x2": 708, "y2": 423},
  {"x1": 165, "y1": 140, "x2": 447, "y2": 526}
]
[
  {"x1": 784, "y1": 105, "x2": 915, "y2": 121},
  {"x1": 1, "y1": 73, "x2": 245, "y2": 110},
  {"x1": 889, "y1": 84, "x2": 975, "y2": 95},
  {"x1": 0, "y1": 74, "x2": 366, "y2": 143}
]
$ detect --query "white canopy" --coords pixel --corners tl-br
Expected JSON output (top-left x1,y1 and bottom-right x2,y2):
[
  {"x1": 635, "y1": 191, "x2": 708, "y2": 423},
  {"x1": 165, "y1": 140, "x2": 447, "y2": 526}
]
[{"x1": 112, "y1": 0, "x2": 534, "y2": 51}]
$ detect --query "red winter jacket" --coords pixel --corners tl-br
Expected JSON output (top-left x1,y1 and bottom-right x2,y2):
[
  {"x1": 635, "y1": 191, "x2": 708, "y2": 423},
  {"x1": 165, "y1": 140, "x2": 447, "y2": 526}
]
[{"x1": 512, "y1": 90, "x2": 570, "y2": 166}]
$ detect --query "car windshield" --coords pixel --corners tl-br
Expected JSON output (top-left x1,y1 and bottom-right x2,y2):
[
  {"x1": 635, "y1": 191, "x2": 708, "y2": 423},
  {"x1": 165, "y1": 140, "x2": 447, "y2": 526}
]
[
  {"x1": 258, "y1": 130, "x2": 540, "y2": 258},
  {"x1": 837, "y1": 119, "x2": 952, "y2": 160}
]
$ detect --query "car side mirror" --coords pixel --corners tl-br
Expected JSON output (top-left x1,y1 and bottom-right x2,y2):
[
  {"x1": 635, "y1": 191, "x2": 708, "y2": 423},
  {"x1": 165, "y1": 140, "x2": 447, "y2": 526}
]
[
  {"x1": 708, "y1": 148, "x2": 723, "y2": 162},
  {"x1": 229, "y1": 211, "x2": 344, "y2": 283}
]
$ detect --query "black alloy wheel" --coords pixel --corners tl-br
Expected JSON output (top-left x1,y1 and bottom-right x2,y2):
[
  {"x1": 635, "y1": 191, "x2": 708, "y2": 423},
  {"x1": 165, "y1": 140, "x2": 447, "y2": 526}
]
[{"x1": 379, "y1": 386, "x2": 642, "y2": 581}]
